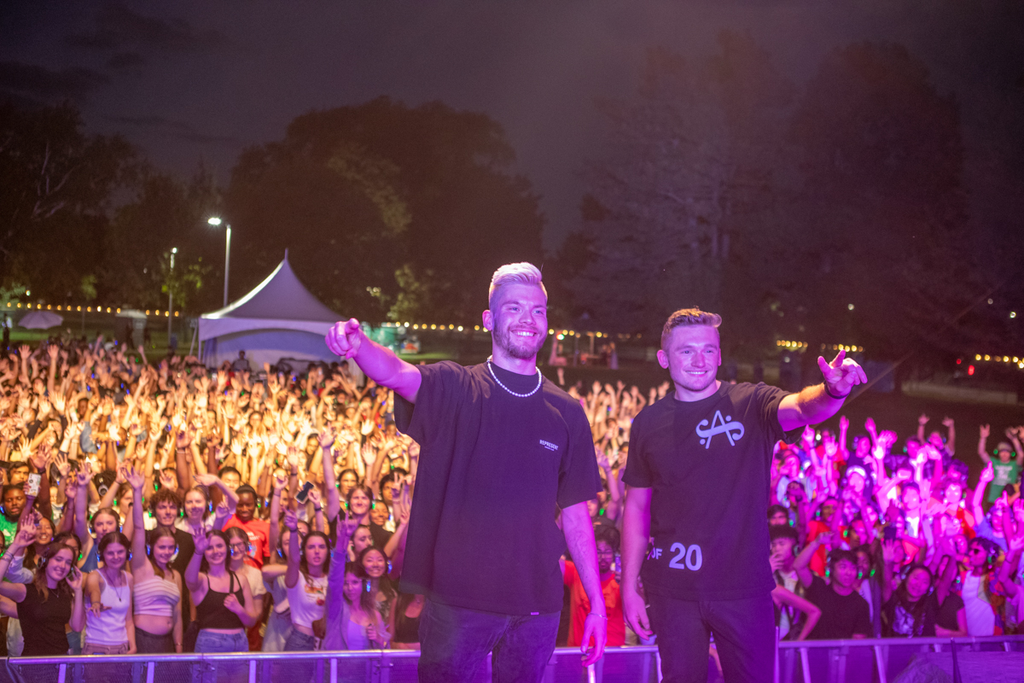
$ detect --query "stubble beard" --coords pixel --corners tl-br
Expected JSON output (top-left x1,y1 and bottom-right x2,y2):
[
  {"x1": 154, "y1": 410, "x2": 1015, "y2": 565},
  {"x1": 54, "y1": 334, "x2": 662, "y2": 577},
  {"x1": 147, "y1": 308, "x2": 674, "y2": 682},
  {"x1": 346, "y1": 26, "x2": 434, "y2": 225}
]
[{"x1": 494, "y1": 325, "x2": 544, "y2": 361}]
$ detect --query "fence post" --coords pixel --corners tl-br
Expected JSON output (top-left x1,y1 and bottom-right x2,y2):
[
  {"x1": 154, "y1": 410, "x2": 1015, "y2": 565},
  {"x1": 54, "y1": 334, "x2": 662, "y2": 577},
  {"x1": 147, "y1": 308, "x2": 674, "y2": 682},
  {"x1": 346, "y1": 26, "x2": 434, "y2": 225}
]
[
  {"x1": 774, "y1": 627, "x2": 780, "y2": 683},
  {"x1": 146, "y1": 660, "x2": 155, "y2": 683},
  {"x1": 58, "y1": 663, "x2": 67, "y2": 683},
  {"x1": 330, "y1": 657, "x2": 337, "y2": 683},
  {"x1": 872, "y1": 645, "x2": 888, "y2": 683},
  {"x1": 248, "y1": 658, "x2": 256, "y2": 683},
  {"x1": 799, "y1": 647, "x2": 812, "y2": 683}
]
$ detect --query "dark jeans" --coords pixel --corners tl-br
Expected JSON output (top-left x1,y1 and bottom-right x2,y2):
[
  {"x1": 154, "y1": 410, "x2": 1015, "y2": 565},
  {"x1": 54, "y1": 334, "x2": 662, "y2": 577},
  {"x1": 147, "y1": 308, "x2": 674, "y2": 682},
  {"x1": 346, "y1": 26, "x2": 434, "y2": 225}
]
[
  {"x1": 648, "y1": 592, "x2": 775, "y2": 683},
  {"x1": 276, "y1": 630, "x2": 317, "y2": 683},
  {"x1": 135, "y1": 627, "x2": 175, "y2": 654},
  {"x1": 418, "y1": 599, "x2": 559, "y2": 683},
  {"x1": 193, "y1": 630, "x2": 248, "y2": 683}
]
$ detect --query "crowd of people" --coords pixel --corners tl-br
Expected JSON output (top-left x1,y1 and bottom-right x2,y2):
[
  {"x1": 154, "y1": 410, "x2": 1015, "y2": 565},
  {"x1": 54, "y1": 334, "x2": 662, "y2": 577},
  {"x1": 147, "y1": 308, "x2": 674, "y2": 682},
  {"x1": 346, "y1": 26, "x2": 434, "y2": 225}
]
[{"x1": 0, "y1": 336, "x2": 1020, "y2": 664}]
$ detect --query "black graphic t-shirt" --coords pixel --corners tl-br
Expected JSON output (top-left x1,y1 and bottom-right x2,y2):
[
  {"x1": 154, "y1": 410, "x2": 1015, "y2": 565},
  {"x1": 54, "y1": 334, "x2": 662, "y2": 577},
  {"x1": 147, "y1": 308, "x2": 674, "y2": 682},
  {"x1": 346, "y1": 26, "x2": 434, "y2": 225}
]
[
  {"x1": 623, "y1": 382, "x2": 789, "y2": 601},
  {"x1": 395, "y1": 361, "x2": 601, "y2": 615}
]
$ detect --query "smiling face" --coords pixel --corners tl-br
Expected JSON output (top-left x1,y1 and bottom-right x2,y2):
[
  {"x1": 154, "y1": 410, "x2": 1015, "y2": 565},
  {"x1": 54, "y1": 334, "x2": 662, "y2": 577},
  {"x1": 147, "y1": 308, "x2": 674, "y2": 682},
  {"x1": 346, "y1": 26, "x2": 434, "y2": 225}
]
[
  {"x1": 102, "y1": 540, "x2": 128, "y2": 571},
  {"x1": 657, "y1": 325, "x2": 722, "y2": 401},
  {"x1": 348, "y1": 489, "x2": 370, "y2": 517},
  {"x1": 236, "y1": 492, "x2": 256, "y2": 522},
  {"x1": 152, "y1": 534, "x2": 177, "y2": 567},
  {"x1": 361, "y1": 549, "x2": 386, "y2": 578},
  {"x1": 184, "y1": 490, "x2": 207, "y2": 521},
  {"x1": 36, "y1": 518, "x2": 54, "y2": 545},
  {"x1": 205, "y1": 534, "x2": 228, "y2": 568},
  {"x1": 370, "y1": 502, "x2": 389, "y2": 526},
  {"x1": 221, "y1": 470, "x2": 241, "y2": 492},
  {"x1": 46, "y1": 547, "x2": 75, "y2": 585},
  {"x1": 483, "y1": 283, "x2": 548, "y2": 362},
  {"x1": 155, "y1": 500, "x2": 179, "y2": 527}
]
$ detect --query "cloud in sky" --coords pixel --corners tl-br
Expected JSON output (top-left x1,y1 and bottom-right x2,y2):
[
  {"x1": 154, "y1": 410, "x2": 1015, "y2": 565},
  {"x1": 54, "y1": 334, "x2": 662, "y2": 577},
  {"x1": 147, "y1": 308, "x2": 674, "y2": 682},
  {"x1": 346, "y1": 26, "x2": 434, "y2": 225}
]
[
  {"x1": 0, "y1": 60, "x2": 108, "y2": 101},
  {"x1": 66, "y1": 2, "x2": 227, "y2": 53}
]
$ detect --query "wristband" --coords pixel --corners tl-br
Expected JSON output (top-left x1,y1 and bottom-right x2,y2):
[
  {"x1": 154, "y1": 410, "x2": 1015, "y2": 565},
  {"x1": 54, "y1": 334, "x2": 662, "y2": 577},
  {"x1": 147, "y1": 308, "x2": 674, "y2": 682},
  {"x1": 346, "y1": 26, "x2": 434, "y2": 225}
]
[
  {"x1": 588, "y1": 612, "x2": 608, "y2": 620},
  {"x1": 823, "y1": 383, "x2": 849, "y2": 400}
]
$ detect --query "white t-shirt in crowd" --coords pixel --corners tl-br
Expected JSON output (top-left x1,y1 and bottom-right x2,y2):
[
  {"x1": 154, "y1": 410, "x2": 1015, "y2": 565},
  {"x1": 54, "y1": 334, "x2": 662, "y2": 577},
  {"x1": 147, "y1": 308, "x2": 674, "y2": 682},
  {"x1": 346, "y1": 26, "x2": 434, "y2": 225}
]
[{"x1": 962, "y1": 573, "x2": 996, "y2": 636}]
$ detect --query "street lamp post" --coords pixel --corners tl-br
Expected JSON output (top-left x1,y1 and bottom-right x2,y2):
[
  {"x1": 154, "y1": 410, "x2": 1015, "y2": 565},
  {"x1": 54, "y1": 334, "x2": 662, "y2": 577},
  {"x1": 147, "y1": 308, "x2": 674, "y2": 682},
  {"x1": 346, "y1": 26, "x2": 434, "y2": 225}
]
[
  {"x1": 168, "y1": 247, "x2": 177, "y2": 337},
  {"x1": 208, "y1": 217, "x2": 232, "y2": 307}
]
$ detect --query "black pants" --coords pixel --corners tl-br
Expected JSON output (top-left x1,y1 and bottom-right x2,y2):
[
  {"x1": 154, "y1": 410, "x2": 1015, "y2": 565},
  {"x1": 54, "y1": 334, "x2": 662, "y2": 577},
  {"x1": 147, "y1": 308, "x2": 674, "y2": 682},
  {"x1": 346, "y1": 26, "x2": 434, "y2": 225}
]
[
  {"x1": 418, "y1": 599, "x2": 559, "y2": 683},
  {"x1": 648, "y1": 592, "x2": 775, "y2": 683}
]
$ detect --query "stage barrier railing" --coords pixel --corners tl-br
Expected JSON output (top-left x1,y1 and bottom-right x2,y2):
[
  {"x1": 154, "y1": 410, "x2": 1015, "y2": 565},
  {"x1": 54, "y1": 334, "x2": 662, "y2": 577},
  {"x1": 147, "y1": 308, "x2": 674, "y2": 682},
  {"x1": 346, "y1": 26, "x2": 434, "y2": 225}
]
[{"x1": 2, "y1": 637, "x2": 1022, "y2": 683}]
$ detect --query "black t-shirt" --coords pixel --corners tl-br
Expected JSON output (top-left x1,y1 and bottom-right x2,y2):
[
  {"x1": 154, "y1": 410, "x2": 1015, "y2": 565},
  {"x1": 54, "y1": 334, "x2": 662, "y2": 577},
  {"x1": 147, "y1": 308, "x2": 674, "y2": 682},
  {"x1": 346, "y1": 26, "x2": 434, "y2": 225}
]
[
  {"x1": 805, "y1": 576, "x2": 873, "y2": 639},
  {"x1": 881, "y1": 591, "x2": 963, "y2": 637},
  {"x1": 18, "y1": 583, "x2": 72, "y2": 656},
  {"x1": 395, "y1": 361, "x2": 601, "y2": 615},
  {"x1": 622, "y1": 382, "x2": 788, "y2": 601}
]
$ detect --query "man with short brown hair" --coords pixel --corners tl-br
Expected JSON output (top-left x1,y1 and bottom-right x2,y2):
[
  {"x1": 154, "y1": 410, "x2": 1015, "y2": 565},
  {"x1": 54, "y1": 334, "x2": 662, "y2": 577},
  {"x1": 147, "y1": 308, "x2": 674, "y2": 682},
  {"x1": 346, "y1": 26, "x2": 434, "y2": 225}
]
[{"x1": 622, "y1": 307, "x2": 866, "y2": 682}]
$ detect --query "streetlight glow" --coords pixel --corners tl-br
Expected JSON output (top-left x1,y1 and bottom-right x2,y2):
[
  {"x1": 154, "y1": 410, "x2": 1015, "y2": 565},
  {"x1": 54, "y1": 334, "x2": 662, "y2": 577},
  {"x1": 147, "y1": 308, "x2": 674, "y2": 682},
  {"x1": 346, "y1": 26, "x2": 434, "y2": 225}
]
[{"x1": 207, "y1": 217, "x2": 232, "y2": 306}]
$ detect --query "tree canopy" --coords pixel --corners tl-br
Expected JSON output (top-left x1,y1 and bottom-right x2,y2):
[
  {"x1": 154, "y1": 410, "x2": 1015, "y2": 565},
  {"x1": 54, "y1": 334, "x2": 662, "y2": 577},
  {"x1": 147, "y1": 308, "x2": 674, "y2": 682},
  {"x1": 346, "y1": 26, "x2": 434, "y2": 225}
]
[{"x1": 225, "y1": 97, "x2": 544, "y2": 323}]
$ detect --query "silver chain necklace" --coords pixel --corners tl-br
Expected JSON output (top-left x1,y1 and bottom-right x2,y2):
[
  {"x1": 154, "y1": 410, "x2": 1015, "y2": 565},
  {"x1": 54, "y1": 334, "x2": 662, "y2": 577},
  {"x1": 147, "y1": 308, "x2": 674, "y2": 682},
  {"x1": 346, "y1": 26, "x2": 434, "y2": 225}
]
[{"x1": 486, "y1": 356, "x2": 542, "y2": 398}]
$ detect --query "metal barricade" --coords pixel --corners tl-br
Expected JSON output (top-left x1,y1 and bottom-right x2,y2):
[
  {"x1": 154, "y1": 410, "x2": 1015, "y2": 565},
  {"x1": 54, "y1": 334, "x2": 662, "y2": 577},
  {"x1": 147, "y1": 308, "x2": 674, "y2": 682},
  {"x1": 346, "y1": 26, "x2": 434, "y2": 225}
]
[
  {"x1": 776, "y1": 635, "x2": 1024, "y2": 683},
  {"x1": 2, "y1": 638, "x2": 1022, "y2": 683}
]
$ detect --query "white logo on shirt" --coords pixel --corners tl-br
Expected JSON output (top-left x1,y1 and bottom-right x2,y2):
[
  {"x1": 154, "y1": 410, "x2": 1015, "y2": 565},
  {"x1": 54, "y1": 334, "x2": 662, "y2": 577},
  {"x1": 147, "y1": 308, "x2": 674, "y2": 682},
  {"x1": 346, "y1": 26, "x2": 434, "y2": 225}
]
[
  {"x1": 539, "y1": 439, "x2": 558, "y2": 452},
  {"x1": 696, "y1": 410, "x2": 744, "y2": 449}
]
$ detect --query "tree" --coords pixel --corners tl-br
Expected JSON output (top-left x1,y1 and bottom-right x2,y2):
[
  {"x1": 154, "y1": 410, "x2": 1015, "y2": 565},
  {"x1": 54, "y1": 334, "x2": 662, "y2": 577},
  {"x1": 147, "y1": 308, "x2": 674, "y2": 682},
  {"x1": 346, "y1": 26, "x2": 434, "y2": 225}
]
[
  {"x1": 571, "y1": 34, "x2": 794, "y2": 341},
  {"x1": 0, "y1": 102, "x2": 137, "y2": 298},
  {"x1": 779, "y1": 42, "x2": 981, "y2": 370},
  {"x1": 225, "y1": 97, "x2": 544, "y2": 323},
  {"x1": 98, "y1": 168, "x2": 220, "y2": 311}
]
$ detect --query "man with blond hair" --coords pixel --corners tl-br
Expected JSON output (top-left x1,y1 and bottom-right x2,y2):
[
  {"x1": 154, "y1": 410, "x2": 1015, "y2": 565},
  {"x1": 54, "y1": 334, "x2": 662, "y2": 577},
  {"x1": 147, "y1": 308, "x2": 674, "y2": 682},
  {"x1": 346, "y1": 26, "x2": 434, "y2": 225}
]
[
  {"x1": 621, "y1": 307, "x2": 867, "y2": 682},
  {"x1": 326, "y1": 262, "x2": 606, "y2": 683}
]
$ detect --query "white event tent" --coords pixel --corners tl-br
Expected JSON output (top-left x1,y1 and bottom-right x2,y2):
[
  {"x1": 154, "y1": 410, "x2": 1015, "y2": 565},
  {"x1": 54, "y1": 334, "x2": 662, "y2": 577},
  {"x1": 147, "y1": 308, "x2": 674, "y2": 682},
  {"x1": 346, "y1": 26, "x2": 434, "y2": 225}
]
[{"x1": 198, "y1": 252, "x2": 344, "y2": 370}]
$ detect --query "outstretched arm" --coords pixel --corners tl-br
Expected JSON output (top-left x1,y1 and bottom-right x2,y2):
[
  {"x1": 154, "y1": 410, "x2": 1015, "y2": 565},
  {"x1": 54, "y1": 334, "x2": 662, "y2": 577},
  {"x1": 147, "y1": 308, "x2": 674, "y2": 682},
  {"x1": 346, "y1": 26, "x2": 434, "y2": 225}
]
[
  {"x1": 126, "y1": 467, "x2": 149, "y2": 574},
  {"x1": 778, "y1": 350, "x2": 867, "y2": 431},
  {"x1": 978, "y1": 424, "x2": 992, "y2": 464},
  {"x1": 972, "y1": 463, "x2": 994, "y2": 523},
  {"x1": 325, "y1": 319, "x2": 421, "y2": 402}
]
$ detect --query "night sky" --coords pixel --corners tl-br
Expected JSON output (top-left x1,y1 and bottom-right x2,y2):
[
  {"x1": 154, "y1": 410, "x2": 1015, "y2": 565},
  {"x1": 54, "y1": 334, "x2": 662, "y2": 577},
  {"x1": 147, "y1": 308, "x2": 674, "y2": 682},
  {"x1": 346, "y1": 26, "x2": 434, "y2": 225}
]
[{"x1": 2, "y1": 1, "x2": 1020, "y2": 250}]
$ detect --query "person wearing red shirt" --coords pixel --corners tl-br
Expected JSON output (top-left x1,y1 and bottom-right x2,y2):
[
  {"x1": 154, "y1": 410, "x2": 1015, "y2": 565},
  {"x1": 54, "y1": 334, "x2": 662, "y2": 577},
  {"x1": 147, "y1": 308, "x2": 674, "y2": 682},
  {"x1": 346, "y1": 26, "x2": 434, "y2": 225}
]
[
  {"x1": 563, "y1": 527, "x2": 625, "y2": 649},
  {"x1": 222, "y1": 485, "x2": 270, "y2": 568}
]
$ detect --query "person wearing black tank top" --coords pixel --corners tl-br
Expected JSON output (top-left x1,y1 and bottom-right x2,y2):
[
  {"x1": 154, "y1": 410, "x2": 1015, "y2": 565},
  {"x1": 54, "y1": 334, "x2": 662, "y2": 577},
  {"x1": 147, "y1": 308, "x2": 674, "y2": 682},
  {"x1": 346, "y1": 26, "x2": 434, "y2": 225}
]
[{"x1": 185, "y1": 528, "x2": 259, "y2": 683}]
